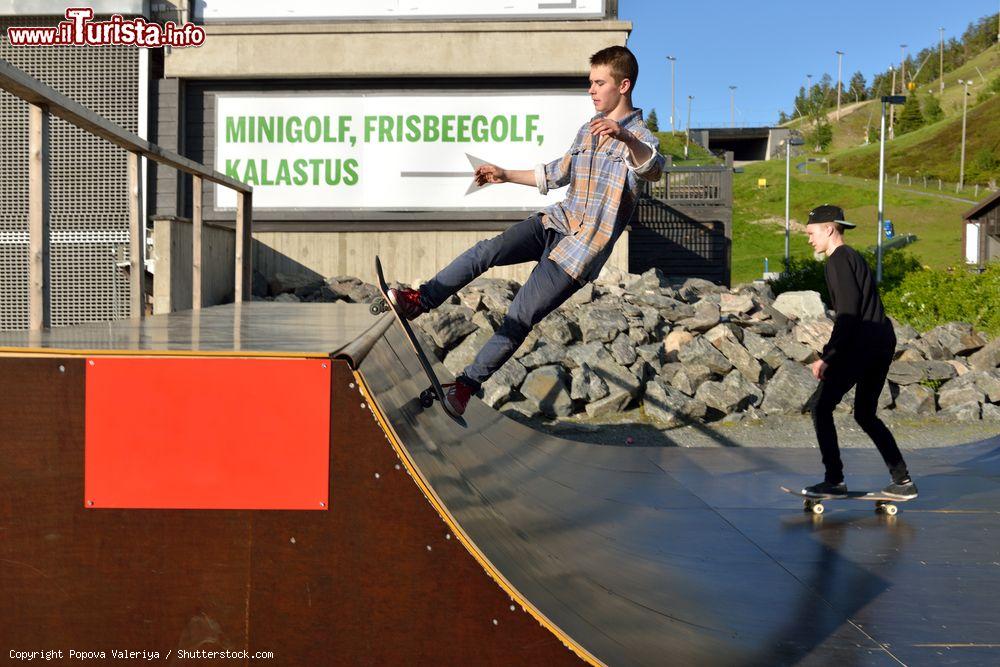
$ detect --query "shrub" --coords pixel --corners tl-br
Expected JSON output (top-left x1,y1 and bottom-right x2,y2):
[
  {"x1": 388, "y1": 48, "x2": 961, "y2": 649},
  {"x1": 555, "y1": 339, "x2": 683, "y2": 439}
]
[
  {"x1": 771, "y1": 249, "x2": 922, "y2": 304},
  {"x1": 881, "y1": 262, "x2": 1000, "y2": 334}
]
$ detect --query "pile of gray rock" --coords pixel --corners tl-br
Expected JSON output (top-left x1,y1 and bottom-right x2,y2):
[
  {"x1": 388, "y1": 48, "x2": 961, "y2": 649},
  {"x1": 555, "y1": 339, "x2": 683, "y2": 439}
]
[{"x1": 259, "y1": 266, "x2": 1000, "y2": 426}]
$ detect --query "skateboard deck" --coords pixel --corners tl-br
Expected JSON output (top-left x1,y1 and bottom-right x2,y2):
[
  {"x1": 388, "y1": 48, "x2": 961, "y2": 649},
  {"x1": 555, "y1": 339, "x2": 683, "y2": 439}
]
[
  {"x1": 371, "y1": 256, "x2": 464, "y2": 424},
  {"x1": 780, "y1": 486, "x2": 910, "y2": 516}
]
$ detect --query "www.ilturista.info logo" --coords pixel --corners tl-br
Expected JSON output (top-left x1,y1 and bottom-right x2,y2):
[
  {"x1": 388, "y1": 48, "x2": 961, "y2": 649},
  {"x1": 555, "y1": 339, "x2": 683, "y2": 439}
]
[{"x1": 6, "y1": 8, "x2": 205, "y2": 48}]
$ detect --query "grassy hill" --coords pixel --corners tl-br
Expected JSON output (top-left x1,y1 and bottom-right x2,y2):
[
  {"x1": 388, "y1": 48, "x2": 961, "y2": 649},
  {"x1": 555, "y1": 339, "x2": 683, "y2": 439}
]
[
  {"x1": 730, "y1": 160, "x2": 972, "y2": 285},
  {"x1": 829, "y1": 94, "x2": 999, "y2": 184},
  {"x1": 785, "y1": 47, "x2": 1000, "y2": 184}
]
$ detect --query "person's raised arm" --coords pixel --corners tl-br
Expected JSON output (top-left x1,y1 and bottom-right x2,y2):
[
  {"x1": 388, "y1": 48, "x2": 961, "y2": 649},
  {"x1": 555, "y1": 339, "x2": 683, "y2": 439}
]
[{"x1": 473, "y1": 166, "x2": 536, "y2": 187}]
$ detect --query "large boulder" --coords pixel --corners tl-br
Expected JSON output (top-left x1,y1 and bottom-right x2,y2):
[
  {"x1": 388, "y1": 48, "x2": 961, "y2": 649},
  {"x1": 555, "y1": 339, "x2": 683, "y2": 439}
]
[
  {"x1": 772, "y1": 291, "x2": 827, "y2": 321},
  {"x1": 677, "y1": 336, "x2": 733, "y2": 375},
  {"x1": 644, "y1": 380, "x2": 708, "y2": 427},
  {"x1": 677, "y1": 277, "x2": 725, "y2": 303},
  {"x1": 664, "y1": 330, "x2": 694, "y2": 362},
  {"x1": 537, "y1": 311, "x2": 577, "y2": 346},
  {"x1": 610, "y1": 333, "x2": 638, "y2": 366},
  {"x1": 519, "y1": 342, "x2": 569, "y2": 370},
  {"x1": 937, "y1": 384, "x2": 986, "y2": 412},
  {"x1": 775, "y1": 334, "x2": 819, "y2": 363},
  {"x1": 580, "y1": 307, "x2": 628, "y2": 343},
  {"x1": 444, "y1": 328, "x2": 493, "y2": 377},
  {"x1": 423, "y1": 304, "x2": 478, "y2": 349},
  {"x1": 677, "y1": 301, "x2": 721, "y2": 332},
  {"x1": 520, "y1": 365, "x2": 573, "y2": 418},
  {"x1": 570, "y1": 363, "x2": 610, "y2": 403},
  {"x1": 670, "y1": 363, "x2": 713, "y2": 396},
  {"x1": 794, "y1": 318, "x2": 835, "y2": 353},
  {"x1": 761, "y1": 363, "x2": 819, "y2": 414},
  {"x1": 742, "y1": 329, "x2": 786, "y2": 374},
  {"x1": 481, "y1": 359, "x2": 528, "y2": 408},
  {"x1": 719, "y1": 292, "x2": 756, "y2": 316},
  {"x1": 564, "y1": 342, "x2": 613, "y2": 369},
  {"x1": 704, "y1": 324, "x2": 763, "y2": 383},
  {"x1": 922, "y1": 322, "x2": 987, "y2": 357},
  {"x1": 695, "y1": 370, "x2": 762, "y2": 415},
  {"x1": 968, "y1": 337, "x2": 1000, "y2": 371},
  {"x1": 894, "y1": 384, "x2": 937, "y2": 415}
]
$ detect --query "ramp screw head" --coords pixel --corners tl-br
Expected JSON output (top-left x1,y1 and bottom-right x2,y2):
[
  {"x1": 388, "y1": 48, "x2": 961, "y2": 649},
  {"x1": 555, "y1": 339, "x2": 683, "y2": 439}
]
[
  {"x1": 426, "y1": 545, "x2": 432, "y2": 551},
  {"x1": 290, "y1": 537, "x2": 296, "y2": 544},
  {"x1": 321, "y1": 363, "x2": 327, "y2": 369},
  {"x1": 510, "y1": 605, "x2": 516, "y2": 612},
  {"x1": 86, "y1": 500, "x2": 94, "y2": 507},
  {"x1": 58, "y1": 365, "x2": 65, "y2": 373},
  {"x1": 360, "y1": 403, "x2": 367, "y2": 410},
  {"x1": 374, "y1": 473, "x2": 380, "y2": 479},
  {"x1": 445, "y1": 534, "x2": 451, "y2": 540},
  {"x1": 319, "y1": 501, "x2": 327, "y2": 508},
  {"x1": 492, "y1": 619, "x2": 498, "y2": 626},
  {"x1": 394, "y1": 464, "x2": 400, "y2": 470},
  {"x1": 88, "y1": 360, "x2": 95, "y2": 366}
]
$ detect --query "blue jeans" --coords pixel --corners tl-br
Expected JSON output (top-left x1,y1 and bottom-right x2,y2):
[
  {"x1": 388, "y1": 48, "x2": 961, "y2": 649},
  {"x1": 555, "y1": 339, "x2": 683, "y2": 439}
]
[{"x1": 419, "y1": 214, "x2": 582, "y2": 388}]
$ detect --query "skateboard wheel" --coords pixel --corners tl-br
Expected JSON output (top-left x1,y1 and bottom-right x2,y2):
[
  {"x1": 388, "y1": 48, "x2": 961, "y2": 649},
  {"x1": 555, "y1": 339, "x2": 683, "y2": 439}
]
[
  {"x1": 883, "y1": 504, "x2": 898, "y2": 516},
  {"x1": 370, "y1": 301, "x2": 383, "y2": 316},
  {"x1": 419, "y1": 389, "x2": 435, "y2": 408},
  {"x1": 811, "y1": 503, "x2": 824, "y2": 515}
]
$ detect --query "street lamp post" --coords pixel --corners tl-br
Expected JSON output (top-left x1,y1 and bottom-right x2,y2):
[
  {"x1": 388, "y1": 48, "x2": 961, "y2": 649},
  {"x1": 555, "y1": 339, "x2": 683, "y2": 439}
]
[
  {"x1": 888, "y1": 66, "x2": 897, "y2": 139},
  {"x1": 729, "y1": 85, "x2": 737, "y2": 128},
  {"x1": 939, "y1": 27, "x2": 945, "y2": 94},
  {"x1": 877, "y1": 94, "x2": 907, "y2": 283},
  {"x1": 835, "y1": 50, "x2": 844, "y2": 121},
  {"x1": 666, "y1": 55, "x2": 676, "y2": 133},
  {"x1": 684, "y1": 95, "x2": 693, "y2": 158},
  {"x1": 900, "y1": 44, "x2": 907, "y2": 87},
  {"x1": 783, "y1": 135, "x2": 805, "y2": 272},
  {"x1": 958, "y1": 79, "x2": 971, "y2": 190}
]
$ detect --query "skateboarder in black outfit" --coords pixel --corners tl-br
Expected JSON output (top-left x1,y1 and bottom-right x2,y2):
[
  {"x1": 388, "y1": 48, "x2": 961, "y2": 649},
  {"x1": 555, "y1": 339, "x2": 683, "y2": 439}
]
[{"x1": 802, "y1": 205, "x2": 918, "y2": 500}]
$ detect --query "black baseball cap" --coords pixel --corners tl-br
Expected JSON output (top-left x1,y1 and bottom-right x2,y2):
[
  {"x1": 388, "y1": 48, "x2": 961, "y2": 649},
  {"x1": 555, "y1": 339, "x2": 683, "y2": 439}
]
[{"x1": 807, "y1": 204, "x2": 856, "y2": 228}]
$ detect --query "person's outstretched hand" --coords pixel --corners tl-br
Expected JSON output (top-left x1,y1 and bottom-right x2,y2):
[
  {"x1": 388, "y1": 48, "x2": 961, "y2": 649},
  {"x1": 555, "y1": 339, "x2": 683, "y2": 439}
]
[
  {"x1": 589, "y1": 117, "x2": 630, "y2": 142},
  {"x1": 474, "y1": 164, "x2": 507, "y2": 186}
]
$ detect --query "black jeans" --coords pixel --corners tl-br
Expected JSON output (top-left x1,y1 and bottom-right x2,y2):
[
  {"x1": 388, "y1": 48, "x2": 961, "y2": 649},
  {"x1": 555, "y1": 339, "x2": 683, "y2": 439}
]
[
  {"x1": 419, "y1": 214, "x2": 582, "y2": 388},
  {"x1": 811, "y1": 338, "x2": 909, "y2": 484}
]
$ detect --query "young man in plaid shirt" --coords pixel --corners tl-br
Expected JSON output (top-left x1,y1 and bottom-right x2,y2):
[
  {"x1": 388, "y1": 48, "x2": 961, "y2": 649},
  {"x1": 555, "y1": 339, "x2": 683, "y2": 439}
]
[{"x1": 389, "y1": 45, "x2": 666, "y2": 416}]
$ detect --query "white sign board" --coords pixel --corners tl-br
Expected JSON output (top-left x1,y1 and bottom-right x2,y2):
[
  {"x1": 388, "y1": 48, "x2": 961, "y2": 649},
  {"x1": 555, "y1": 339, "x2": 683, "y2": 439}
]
[
  {"x1": 966, "y1": 223, "x2": 981, "y2": 264},
  {"x1": 214, "y1": 93, "x2": 594, "y2": 210},
  {"x1": 197, "y1": 0, "x2": 604, "y2": 21}
]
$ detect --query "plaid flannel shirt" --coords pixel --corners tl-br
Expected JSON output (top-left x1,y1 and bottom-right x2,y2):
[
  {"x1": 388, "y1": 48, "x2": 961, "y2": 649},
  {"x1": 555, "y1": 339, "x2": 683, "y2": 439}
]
[{"x1": 533, "y1": 108, "x2": 665, "y2": 282}]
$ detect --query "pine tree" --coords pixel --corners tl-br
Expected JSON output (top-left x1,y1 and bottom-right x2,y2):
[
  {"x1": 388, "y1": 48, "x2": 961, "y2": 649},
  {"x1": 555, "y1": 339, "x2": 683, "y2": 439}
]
[
  {"x1": 647, "y1": 108, "x2": 659, "y2": 132},
  {"x1": 922, "y1": 93, "x2": 944, "y2": 124},
  {"x1": 896, "y1": 91, "x2": 924, "y2": 135}
]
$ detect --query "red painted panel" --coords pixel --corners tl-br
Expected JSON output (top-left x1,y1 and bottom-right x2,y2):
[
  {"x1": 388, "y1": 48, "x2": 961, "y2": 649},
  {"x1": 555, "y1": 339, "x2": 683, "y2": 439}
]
[{"x1": 85, "y1": 357, "x2": 330, "y2": 510}]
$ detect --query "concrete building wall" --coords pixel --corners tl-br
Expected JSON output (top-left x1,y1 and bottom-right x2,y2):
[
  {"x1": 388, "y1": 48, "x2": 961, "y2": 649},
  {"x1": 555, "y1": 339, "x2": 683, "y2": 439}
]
[
  {"x1": 252, "y1": 228, "x2": 629, "y2": 287},
  {"x1": 163, "y1": 21, "x2": 631, "y2": 79}
]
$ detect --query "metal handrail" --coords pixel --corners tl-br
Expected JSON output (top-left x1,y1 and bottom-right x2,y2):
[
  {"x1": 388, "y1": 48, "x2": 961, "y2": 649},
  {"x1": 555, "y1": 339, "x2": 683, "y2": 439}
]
[{"x1": 0, "y1": 57, "x2": 253, "y2": 329}]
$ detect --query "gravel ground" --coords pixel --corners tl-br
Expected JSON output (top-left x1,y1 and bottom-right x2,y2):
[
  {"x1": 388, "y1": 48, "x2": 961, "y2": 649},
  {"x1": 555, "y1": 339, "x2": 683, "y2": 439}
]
[{"x1": 512, "y1": 409, "x2": 1000, "y2": 450}]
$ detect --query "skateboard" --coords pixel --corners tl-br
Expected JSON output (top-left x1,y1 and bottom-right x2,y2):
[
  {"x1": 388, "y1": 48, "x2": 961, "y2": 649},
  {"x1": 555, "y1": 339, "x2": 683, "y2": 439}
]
[
  {"x1": 780, "y1": 486, "x2": 909, "y2": 516},
  {"x1": 370, "y1": 256, "x2": 462, "y2": 422}
]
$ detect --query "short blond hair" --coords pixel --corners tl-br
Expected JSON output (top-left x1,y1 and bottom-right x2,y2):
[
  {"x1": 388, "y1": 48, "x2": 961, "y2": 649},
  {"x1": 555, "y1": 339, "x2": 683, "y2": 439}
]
[{"x1": 590, "y1": 46, "x2": 638, "y2": 88}]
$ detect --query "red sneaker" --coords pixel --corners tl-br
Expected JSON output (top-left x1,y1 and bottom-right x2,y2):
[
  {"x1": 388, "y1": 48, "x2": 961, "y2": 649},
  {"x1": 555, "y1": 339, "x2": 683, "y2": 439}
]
[
  {"x1": 442, "y1": 380, "x2": 476, "y2": 417},
  {"x1": 387, "y1": 287, "x2": 426, "y2": 321}
]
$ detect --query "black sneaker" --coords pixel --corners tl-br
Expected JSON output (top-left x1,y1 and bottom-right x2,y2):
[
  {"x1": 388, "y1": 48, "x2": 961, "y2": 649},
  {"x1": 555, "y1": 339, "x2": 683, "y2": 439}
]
[
  {"x1": 882, "y1": 478, "x2": 918, "y2": 500},
  {"x1": 802, "y1": 481, "x2": 848, "y2": 498}
]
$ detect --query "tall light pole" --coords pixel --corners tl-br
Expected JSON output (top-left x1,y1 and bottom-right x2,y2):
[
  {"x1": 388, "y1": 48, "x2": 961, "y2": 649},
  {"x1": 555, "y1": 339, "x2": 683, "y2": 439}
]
[
  {"x1": 877, "y1": 94, "x2": 907, "y2": 284},
  {"x1": 729, "y1": 85, "x2": 737, "y2": 128},
  {"x1": 958, "y1": 79, "x2": 971, "y2": 190},
  {"x1": 783, "y1": 135, "x2": 805, "y2": 272},
  {"x1": 805, "y1": 74, "x2": 813, "y2": 121},
  {"x1": 666, "y1": 55, "x2": 677, "y2": 133},
  {"x1": 888, "y1": 66, "x2": 896, "y2": 139},
  {"x1": 900, "y1": 44, "x2": 908, "y2": 87},
  {"x1": 835, "y1": 50, "x2": 844, "y2": 121},
  {"x1": 684, "y1": 95, "x2": 693, "y2": 158},
  {"x1": 939, "y1": 27, "x2": 945, "y2": 94}
]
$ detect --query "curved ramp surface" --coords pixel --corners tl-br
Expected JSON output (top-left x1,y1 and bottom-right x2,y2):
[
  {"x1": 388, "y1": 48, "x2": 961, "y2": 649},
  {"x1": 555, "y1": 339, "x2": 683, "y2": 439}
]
[{"x1": 355, "y1": 317, "x2": 1000, "y2": 667}]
